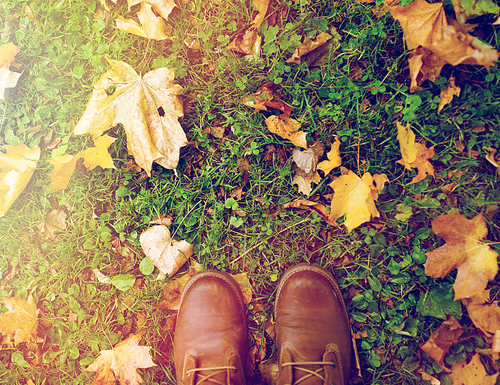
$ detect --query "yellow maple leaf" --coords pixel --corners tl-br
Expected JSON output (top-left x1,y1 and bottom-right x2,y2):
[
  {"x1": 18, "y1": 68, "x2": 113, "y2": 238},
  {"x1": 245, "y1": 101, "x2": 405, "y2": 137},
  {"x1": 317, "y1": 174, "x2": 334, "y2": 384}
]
[
  {"x1": 74, "y1": 59, "x2": 186, "y2": 175},
  {"x1": 49, "y1": 153, "x2": 81, "y2": 190},
  {"x1": 81, "y1": 134, "x2": 117, "y2": 171},
  {"x1": 0, "y1": 294, "x2": 39, "y2": 345},
  {"x1": 0, "y1": 143, "x2": 40, "y2": 217},
  {"x1": 396, "y1": 122, "x2": 435, "y2": 184},
  {"x1": 424, "y1": 212, "x2": 499, "y2": 300},
  {"x1": 115, "y1": 2, "x2": 170, "y2": 40},
  {"x1": 317, "y1": 137, "x2": 341, "y2": 176},
  {"x1": 86, "y1": 332, "x2": 157, "y2": 385},
  {"x1": 438, "y1": 75, "x2": 460, "y2": 114},
  {"x1": 127, "y1": 0, "x2": 176, "y2": 20},
  {"x1": 265, "y1": 115, "x2": 307, "y2": 149},
  {"x1": 328, "y1": 170, "x2": 387, "y2": 232}
]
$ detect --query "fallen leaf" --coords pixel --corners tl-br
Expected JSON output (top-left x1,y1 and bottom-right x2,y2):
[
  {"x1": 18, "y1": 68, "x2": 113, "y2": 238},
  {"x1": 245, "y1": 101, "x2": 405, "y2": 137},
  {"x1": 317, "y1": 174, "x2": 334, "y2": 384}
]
[
  {"x1": 396, "y1": 122, "x2": 435, "y2": 184},
  {"x1": 283, "y1": 199, "x2": 339, "y2": 227},
  {"x1": 317, "y1": 137, "x2": 341, "y2": 176},
  {"x1": 139, "y1": 225, "x2": 193, "y2": 277},
  {"x1": 418, "y1": 369, "x2": 441, "y2": 385},
  {"x1": 395, "y1": 202, "x2": 413, "y2": 221},
  {"x1": 242, "y1": 83, "x2": 293, "y2": 116},
  {"x1": 37, "y1": 209, "x2": 67, "y2": 241},
  {"x1": 438, "y1": 76, "x2": 460, "y2": 114},
  {"x1": 292, "y1": 172, "x2": 321, "y2": 196},
  {"x1": 329, "y1": 171, "x2": 385, "y2": 232},
  {"x1": 463, "y1": 290, "x2": 500, "y2": 337},
  {"x1": 424, "y1": 212, "x2": 499, "y2": 300},
  {"x1": 0, "y1": 143, "x2": 40, "y2": 217},
  {"x1": 86, "y1": 332, "x2": 156, "y2": 385},
  {"x1": 408, "y1": 47, "x2": 447, "y2": 92},
  {"x1": 0, "y1": 43, "x2": 21, "y2": 99},
  {"x1": 92, "y1": 268, "x2": 112, "y2": 284},
  {"x1": 447, "y1": 353, "x2": 498, "y2": 385},
  {"x1": 420, "y1": 316, "x2": 464, "y2": 368},
  {"x1": 0, "y1": 42, "x2": 19, "y2": 68},
  {"x1": 115, "y1": 2, "x2": 170, "y2": 40},
  {"x1": 73, "y1": 58, "x2": 186, "y2": 175},
  {"x1": 371, "y1": 173, "x2": 389, "y2": 200},
  {"x1": 203, "y1": 126, "x2": 225, "y2": 139},
  {"x1": 265, "y1": 115, "x2": 307, "y2": 149},
  {"x1": 251, "y1": 0, "x2": 270, "y2": 28},
  {"x1": 49, "y1": 153, "x2": 81, "y2": 190},
  {"x1": 0, "y1": 295, "x2": 39, "y2": 345},
  {"x1": 485, "y1": 147, "x2": 500, "y2": 177},
  {"x1": 286, "y1": 32, "x2": 332, "y2": 64},
  {"x1": 81, "y1": 134, "x2": 117, "y2": 171},
  {"x1": 293, "y1": 142, "x2": 325, "y2": 177},
  {"x1": 127, "y1": 0, "x2": 176, "y2": 20},
  {"x1": 227, "y1": 29, "x2": 260, "y2": 55}
]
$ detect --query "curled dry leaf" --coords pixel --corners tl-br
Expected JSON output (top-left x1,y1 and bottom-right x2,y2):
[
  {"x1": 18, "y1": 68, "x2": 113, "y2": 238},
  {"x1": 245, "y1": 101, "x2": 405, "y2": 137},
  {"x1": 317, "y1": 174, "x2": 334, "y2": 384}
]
[
  {"x1": 242, "y1": 83, "x2": 293, "y2": 116},
  {"x1": 251, "y1": 0, "x2": 270, "y2": 28},
  {"x1": 265, "y1": 115, "x2": 307, "y2": 149},
  {"x1": 408, "y1": 47, "x2": 447, "y2": 92},
  {"x1": 485, "y1": 147, "x2": 500, "y2": 177},
  {"x1": 292, "y1": 172, "x2": 321, "y2": 196},
  {"x1": 115, "y1": 2, "x2": 170, "y2": 40},
  {"x1": 424, "y1": 212, "x2": 498, "y2": 300},
  {"x1": 317, "y1": 137, "x2": 341, "y2": 176},
  {"x1": 74, "y1": 59, "x2": 186, "y2": 176},
  {"x1": 463, "y1": 290, "x2": 500, "y2": 337},
  {"x1": 149, "y1": 214, "x2": 173, "y2": 226},
  {"x1": 227, "y1": 29, "x2": 260, "y2": 56},
  {"x1": 0, "y1": 143, "x2": 40, "y2": 217},
  {"x1": 0, "y1": 294, "x2": 39, "y2": 345},
  {"x1": 293, "y1": 141, "x2": 324, "y2": 177},
  {"x1": 37, "y1": 208, "x2": 67, "y2": 241},
  {"x1": 286, "y1": 32, "x2": 332, "y2": 64},
  {"x1": 419, "y1": 316, "x2": 464, "y2": 368},
  {"x1": 283, "y1": 199, "x2": 338, "y2": 227},
  {"x1": 396, "y1": 122, "x2": 435, "y2": 184},
  {"x1": 86, "y1": 332, "x2": 157, "y2": 385},
  {"x1": 438, "y1": 76, "x2": 460, "y2": 114},
  {"x1": 329, "y1": 171, "x2": 387, "y2": 232},
  {"x1": 139, "y1": 225, "x2": 193, "y2": 277},
  {"x1": 448, "y1": 353, "x2": 498, "y2": 385}
]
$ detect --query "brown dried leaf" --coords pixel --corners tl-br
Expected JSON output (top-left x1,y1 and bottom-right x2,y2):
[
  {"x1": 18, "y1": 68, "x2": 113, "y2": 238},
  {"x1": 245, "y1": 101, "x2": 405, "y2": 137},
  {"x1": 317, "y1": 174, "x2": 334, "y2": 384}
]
[
  {"x1": 438, "y1": 76, "x2": 460, "y2": 114},
  {"x1": 420, "y1": 316, "x2": 464, "y2": 368},
  {"x1": 227, "y1": 29, "x2": 259, "y2": 55},
  {"x1": 86, "y1": 332, "x2": 156, "y2": 385},
  {"x1": 286, "y1": 32, "x2": 332, "y2": 64},
  {"x1": 463, "y1": 290, "x2": 500, "y2": 337},
  {"x1": 283, "y1": 199, "x2": 339, "y2": 227},
  {"x1": 265, "y1": 115, "x2": 307, "y2": 149},
  {"x1": 424, "y1": 212, "x2": 499, "y2": 300},
  {"x1": 448, "y1": 353, "x2": 498, "y2": 385},
  {"x1": 292, "y1": 172, "x2": 321, "y2": 196},
  {"x1": 37, "y1": 208, "x2": 67, "y2": 241},
  {"x1": 149, "y1": 214, "x2": 173, "y2": 226},
  {"x1": 408, "y1": 47, "x2": 447, "y2": 92}
]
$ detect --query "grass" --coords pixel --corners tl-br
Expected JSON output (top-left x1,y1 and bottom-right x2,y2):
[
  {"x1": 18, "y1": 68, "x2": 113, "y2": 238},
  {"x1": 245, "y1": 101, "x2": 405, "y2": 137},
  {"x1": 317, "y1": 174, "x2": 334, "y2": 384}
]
[{"x1": 1, "y1": 0, "x2": 500, "y2": 383}]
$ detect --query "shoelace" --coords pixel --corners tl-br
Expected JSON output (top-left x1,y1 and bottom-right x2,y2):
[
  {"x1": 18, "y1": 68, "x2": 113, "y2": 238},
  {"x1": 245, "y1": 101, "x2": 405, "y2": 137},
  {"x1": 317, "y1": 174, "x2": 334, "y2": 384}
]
[
  {"x1": 281, "y1": 361, "x2": 336, "y2": 385},
  {"x1": 186, "y1": 365, "x2": 237, "y2": 385}
]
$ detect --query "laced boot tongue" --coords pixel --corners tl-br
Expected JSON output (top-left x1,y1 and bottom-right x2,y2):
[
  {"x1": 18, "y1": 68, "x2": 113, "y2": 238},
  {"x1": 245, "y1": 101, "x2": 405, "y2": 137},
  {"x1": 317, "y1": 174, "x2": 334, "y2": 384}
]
[{"x1": 184, "y1": 353, "x2": 239, "y2": 385}]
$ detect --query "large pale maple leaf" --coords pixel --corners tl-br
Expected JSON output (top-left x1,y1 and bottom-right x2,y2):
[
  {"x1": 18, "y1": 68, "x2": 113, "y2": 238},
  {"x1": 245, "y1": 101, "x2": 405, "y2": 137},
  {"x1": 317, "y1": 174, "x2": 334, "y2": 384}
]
[
  {"x1": 74, "y1": 59, "x2": 186, "y2": 175},
  {"x1": 86, "y1": 332, "x2": 156, "y2": 385},
  {"x1": 0, "y1": 295, "x2": 39, "y2": 345},
  {"x1": 328, "y1": 170, "x2": 388, "y2": 232},
  {"x1": 424, "y1": 212, "x2": 499, "y2": 300}
]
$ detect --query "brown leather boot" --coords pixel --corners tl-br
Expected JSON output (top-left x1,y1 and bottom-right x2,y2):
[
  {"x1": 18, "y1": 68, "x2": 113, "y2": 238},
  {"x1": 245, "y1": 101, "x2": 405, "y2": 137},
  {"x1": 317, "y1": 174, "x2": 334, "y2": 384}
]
[
  {"x1": 275, "y1": 264, "x2": 352, "y2": 385},
  {"x1": 173, "y1": 270, "x2": 247, "y2": 385}
]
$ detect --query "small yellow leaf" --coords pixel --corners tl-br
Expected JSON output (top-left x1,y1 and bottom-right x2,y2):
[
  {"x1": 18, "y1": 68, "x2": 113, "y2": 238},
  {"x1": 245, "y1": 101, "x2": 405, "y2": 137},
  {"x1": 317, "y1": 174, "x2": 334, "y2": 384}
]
[
  {"x1": 251, "y1": 0, "x2": 270, "y2": 28},
  {"x1": 49, "y1": 153, "x2": 81, "y2": 190},
  {"x1": 115, "y1": 2, "x2": 170, "y2": 40},
  {"x1": 329, "y1": 171, "x2": 383, "y2": 232},
  {"x1": 127, "y1": 0, "x2": 176, "y2": 20},
  {"x1": 81, "y1": 134, "x2": 117, "y2": 171},
  {"x1": 0, "y1": 143, "x2": 40, "y2": 217},
  {"x1": 265, "y1": 115, "x2": 307, "y2": 149},
  {"x1": 438, "y1": 76, "x2": 460, "y2": 114},
  {"x1": 0, "y1": 43, "x2": 19, "y2": 68},
  {"x1": 317, "y1": 137, "x2": 341, "y2": 176}
]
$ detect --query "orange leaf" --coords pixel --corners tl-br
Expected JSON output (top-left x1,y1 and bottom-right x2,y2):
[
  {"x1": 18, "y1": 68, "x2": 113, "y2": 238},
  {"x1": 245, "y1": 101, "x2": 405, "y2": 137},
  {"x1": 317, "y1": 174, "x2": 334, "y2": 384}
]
[
  {"x1": 463, "y1": 290, "x2": 500, "y2": 337},
  {"x1": 448, "y1": 353, "x2": 499, "y2": 385},
  {"x1": 408, "y1": 47, "x2": 447, "y2": 92},
  {"x1": 86, "y1": 332, "x2": 156, "y2": 385},
  {"x1": 317, "y1": 137, "x2": 341, "y2": 176},
  {"x1": 0, "y1": 295, "x2": 39, "y2": 345},
  {"x1": 438, "y1": 76, "x2": 460, "y2": 114},
  {"x1": 419, "y1": 316, "x2": 464, "y2": 368},
  {"x1": 265, "y1": 115, "x2": 308, "y2": 149},
  {"x1": 283, "y1": 199, "x2": 339, "y2": 227},
  {"x1": 424, "y1": 212, "x2": 499, "y2": 300}
]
